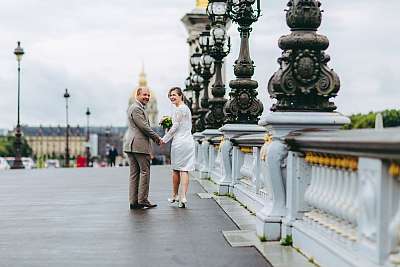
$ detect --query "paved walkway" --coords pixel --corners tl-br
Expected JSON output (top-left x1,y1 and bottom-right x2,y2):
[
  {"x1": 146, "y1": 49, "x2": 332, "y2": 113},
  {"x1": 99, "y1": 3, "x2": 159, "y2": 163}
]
[{"x1": 0, "y1": 167, "x2": 270, "y2": 267}]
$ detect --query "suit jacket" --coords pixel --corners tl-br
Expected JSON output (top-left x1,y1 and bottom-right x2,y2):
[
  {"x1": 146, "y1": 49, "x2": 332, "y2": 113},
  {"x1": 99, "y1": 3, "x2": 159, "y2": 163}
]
[{"x1": 123, "y1": 101, "x2": 160, "y2": 154}]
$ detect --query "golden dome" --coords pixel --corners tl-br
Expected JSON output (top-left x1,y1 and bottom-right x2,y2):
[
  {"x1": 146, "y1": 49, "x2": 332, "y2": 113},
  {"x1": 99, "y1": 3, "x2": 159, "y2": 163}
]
[
  {"x1": 196, "y1": 0, "x2": 208, "y2": 9},
  {"x1": 128, "y1": 64, "x2": 159, "y2": 126},
  {"x1": 138, "y1": 67, "x2": 147, "y2": 87},
  {"x1": 131, "y1": 64, "x2": 157, "y2": 102}
]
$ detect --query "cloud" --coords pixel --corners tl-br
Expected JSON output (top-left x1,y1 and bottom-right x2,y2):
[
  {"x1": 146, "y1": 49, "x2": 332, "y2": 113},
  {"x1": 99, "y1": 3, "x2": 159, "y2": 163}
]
[{"x1": 0, "y1": 0, "x2": 399, "y2": 129}]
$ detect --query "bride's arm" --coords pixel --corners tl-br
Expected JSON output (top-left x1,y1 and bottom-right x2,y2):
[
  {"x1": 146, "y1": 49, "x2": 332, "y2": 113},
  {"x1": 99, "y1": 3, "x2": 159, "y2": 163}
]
[{"x1": 162, "y1": 109, "x2": 184, "y2": 143}]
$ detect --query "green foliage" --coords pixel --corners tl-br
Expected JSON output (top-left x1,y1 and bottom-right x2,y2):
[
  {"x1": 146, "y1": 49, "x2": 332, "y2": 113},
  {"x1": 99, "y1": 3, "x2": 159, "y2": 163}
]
[
  {"x1": 0, "y1": 136, "x2": 32, "y2": 157},
  {"x1": 280, "y1": 235, "x2": 293, "y2": 246},
  {"x1": 159, "y1": 116, "x2": 173, "y2": 129},
  {"x1": 259, "y1": 235, "x2": 267, "y2": 242},
  {"x1": 343, "y1": 109, "x2": 400, "y2": 129}
]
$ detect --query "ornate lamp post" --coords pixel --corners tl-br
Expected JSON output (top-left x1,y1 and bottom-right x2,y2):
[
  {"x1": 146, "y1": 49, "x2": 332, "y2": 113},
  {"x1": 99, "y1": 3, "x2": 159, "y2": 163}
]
[
  {"x1": 190, "y1": 47, "x2": 204, "y2": 131},
  {"x1": 63, "y1": 88, "x2": 70, "y2": 168},
  {"x1": 255, "y1": 0, "x2": 349, "y2": 241},
  {"x1": 184, "y1": 75, "x2": 194, "y2": 113},
  {"x1": 205, "y1": 0, "x2": 231, "y2": 129},
  {"x1": 85, "y1": 107, "x2": 91, "y2": 167},
  {"x1": 224, "y1": 0, "x2": 263, "y2": 124},
  {"x1": 12, "y1": 41, "x2": 25, "y2": 169},
  {"x1": 195, "y1": 26, "x2": 215, "y2": 132},
  {"x1": 268, "y1": 0, "x2": 340, "y2": 111}
]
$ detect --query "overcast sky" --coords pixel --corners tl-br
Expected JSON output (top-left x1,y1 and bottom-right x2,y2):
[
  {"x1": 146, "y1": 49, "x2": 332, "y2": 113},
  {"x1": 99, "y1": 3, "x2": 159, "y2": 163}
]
[{"x1": 0, "y1": 0, "x2": 398, "y2": 129}]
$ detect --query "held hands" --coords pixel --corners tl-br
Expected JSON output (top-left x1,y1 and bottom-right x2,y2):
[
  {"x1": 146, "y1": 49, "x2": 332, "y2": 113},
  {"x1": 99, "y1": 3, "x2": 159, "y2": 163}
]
[{"x1": 157, "y1": 138, "x2": 165, "y2": 146}]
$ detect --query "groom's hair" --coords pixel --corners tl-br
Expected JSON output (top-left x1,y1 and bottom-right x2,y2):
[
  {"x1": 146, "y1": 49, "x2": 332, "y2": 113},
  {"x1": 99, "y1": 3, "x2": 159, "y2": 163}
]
[{"x1": 136, "y1": 87, "x2": 149, "y2": 96}]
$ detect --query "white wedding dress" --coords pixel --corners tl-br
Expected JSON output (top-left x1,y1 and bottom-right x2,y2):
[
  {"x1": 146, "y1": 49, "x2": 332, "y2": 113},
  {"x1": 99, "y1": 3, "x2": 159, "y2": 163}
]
[{"x1": 162, "y1": 104, "x2": 195, "y2": 172}]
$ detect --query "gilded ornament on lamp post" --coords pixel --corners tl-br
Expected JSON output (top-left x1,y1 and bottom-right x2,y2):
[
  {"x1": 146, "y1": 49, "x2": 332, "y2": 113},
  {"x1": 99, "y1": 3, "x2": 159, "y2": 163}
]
[
  {"x1": 204, "y1": 0, "x2": 231, "y2": 129},
  {"x1": 268, "y1": 0, "x2": 340, "y2": 112},
  {"x1": 224, "y1": 0, "x2": 263, "y2": 124},
  {"x1": 196, "y1": 0, "x2": 209, "y2": 9}
]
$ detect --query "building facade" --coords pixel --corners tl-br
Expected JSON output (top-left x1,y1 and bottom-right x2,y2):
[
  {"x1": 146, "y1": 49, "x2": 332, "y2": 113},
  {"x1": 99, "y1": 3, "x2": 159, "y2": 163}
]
[{"x1": 22, "y1": 126, "x2": 126, "y2": 159}]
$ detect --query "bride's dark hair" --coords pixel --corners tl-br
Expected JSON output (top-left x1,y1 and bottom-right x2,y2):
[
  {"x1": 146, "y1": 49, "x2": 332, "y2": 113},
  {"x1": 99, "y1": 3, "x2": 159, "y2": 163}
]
[{"x1": 168, "y1": 87, "x2": 185, "y2": 101}]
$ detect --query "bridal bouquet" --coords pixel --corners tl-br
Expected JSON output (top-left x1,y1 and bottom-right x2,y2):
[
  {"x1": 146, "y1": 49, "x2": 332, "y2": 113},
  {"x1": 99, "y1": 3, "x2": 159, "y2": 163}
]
[{"x1": 159, "y1": 116, "x2": 173, "y2": 129}]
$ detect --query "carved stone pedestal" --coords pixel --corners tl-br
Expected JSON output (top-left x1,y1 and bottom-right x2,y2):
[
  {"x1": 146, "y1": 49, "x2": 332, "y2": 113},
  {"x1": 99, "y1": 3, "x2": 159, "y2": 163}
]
[{"x1": 255, "y1": 112, "x2": 350, "y2": 241}]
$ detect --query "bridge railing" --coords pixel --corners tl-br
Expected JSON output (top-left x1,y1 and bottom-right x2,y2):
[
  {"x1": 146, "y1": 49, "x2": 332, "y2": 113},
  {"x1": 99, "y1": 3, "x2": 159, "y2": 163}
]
[
  {"x1": 229, "y1": 134, "x2": 268, "y2": 212},
  {"x1": 194, "y1": 126, "x2": 400, "y2": 267},
  {"x1": 285, "y1": 127, "x2": 400, "y2": 267}
]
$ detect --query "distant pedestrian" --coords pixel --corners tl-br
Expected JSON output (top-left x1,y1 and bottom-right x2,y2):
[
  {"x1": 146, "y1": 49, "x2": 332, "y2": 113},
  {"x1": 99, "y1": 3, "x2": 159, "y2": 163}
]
[{"x1": 109, "y1": 145, "x2": 118, "y2": 167}]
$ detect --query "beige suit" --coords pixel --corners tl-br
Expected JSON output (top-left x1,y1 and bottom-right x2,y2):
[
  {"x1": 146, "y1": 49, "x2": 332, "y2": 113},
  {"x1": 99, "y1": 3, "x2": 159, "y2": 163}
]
[{"x1": 124, "y1": 101, "x2": 160, "y2": 205}]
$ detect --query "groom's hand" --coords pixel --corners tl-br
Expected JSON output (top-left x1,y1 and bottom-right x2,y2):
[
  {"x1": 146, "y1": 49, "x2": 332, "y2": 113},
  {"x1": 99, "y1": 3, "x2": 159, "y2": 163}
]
[{"x1": 155, "y1": 138, "x2": 163, "y2": 145}]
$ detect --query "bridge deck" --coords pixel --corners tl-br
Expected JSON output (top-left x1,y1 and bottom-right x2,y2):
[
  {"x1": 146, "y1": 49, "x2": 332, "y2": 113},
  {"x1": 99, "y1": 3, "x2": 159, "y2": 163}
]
[{"x1": 0, "y1": 167, "x2": 269, "y2": 267}]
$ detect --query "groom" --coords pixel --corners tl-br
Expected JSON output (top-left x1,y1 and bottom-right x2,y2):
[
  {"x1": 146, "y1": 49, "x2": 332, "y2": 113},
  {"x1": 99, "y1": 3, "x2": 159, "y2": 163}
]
[{"x1": 124, "y1": 87, "x2": 163, "y2": 210}]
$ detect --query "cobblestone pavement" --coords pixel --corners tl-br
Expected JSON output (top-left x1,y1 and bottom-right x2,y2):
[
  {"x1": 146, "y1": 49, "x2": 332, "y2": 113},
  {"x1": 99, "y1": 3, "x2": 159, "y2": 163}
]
[{"x1": 0, "y1": 167, "x2": 271, "y2": 267}]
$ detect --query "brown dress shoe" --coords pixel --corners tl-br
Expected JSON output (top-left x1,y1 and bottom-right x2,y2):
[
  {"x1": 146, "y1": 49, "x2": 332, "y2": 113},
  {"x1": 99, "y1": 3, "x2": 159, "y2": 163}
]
[
  {"x1": 139, "y1": 202, "x2": 157, "y2": 209},
  {"x1": 130, "y1": 203, "x2": 144, "y2": 210}
]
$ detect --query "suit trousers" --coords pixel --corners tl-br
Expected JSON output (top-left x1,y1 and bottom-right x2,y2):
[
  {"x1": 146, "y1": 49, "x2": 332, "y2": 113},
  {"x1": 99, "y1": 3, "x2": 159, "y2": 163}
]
[{"x1": 127, "y1": 152, "x2": 151, "y2": 204}]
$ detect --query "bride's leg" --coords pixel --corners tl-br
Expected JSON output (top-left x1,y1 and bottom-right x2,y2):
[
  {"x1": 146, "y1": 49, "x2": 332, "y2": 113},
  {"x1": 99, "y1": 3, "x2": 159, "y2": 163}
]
[
  {"x1": 180, "y1": 171, "x2": 189, "y2": 201},
  {"x1": 173, "y1": 170, "x2": 180, "y2": 198},
  {"x1": 168, "y1": 170, "x2": 180, "y2": 203}
]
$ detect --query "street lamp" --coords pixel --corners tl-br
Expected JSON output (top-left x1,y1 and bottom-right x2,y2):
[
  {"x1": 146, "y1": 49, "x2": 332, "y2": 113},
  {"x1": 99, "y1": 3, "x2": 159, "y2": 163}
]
[
  {"x1": 63, "y1": 88, "x2": 70, "y2": 167},
  {"x1": 85, "y1": 107, "x2": 91, "y2": 167},
  {"x1": 192, "y1": 25, "x2": 217, "y2": 132},
  {"x1": 223, "y1": 0, "x2": 263, "y2": 124},
  {"x1": 11, "y1": 41, "x2": 25, "y2": 169},
  {"x1": 190, "y1": 46, "x2": 204, "y2": 130},
  {"x1": 184, "y1": 74, "x2": 194, "y2": 113},
  {"x1": 205, "y1": 0, "x2": 232, "y2": 129}
]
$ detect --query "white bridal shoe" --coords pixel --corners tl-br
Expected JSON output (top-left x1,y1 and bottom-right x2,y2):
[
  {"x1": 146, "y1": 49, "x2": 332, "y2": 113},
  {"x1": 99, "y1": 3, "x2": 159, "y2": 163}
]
[
  {"x1": 178, "y1": 197, "x2": 187, "y2": 208},
  {"x1": 168, "y1": 195, "x2": 179, "y2": 203}
]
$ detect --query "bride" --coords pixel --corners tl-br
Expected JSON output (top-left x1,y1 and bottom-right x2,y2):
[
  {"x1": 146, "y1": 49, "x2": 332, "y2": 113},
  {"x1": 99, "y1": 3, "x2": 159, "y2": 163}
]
[{"x1": 161, "y1": 87, "x2": 195, "y2": 208}]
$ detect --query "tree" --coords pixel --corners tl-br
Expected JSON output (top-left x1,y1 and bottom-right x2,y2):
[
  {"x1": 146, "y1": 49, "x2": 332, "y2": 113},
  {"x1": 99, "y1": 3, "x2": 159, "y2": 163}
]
[
  {"x1": 0, "y1": 136, "x2": 32, "y2": 157},
  {"x1": 343, "y1": 109, "x2": 400, "y2": 129}
]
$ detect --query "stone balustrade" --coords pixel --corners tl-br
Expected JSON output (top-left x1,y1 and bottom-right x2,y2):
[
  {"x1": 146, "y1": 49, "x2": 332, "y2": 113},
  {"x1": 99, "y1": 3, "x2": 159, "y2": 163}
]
[
  {"x1": 194, "y1": 125, "x2": 400, "y2": 267},
  {"x1": 286, "y1": 127, "x2": 400, "y2": 267},
  {"x1": 230, "y1": 134, "x2": 266, "y2": 212},
  {"x1": 208, "y1": 135, "x2": 223, "y2": 179}
]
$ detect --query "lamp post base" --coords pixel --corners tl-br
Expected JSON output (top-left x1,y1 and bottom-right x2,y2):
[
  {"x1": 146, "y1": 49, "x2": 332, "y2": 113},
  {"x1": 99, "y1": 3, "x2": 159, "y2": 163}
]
[
  {"x1": 12, "y1": 126, "x2": 25, "y2": 169},
  {"x1": 11, "y1": 159, "x2": 25, "y2": 169}
]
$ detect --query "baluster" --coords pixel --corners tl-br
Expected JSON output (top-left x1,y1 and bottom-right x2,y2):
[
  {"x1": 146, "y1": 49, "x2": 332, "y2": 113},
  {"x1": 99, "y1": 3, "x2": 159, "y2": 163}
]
[
  {"x1": 339, "y1": 159, "x2": 352, "y2": 223},
  {"x1": 304, "y1": 153, "x2": 317, "y2": 221},
  {"x1": 254, "y1": 147, "x2": 261, "y2": 193},
  {"x1": 389, "y1": 165, "x2": 400, "y2": 264},
  {"x1": 342, "y1": 158, "x2": 358, "y2": 240},
  {"x1": 311, "y1": 155, "x2": 326, "y2": 221},
  {"x1": 347, "y1": 160, "x2": 359, "y2": 225},
  {"x1": 318, "y1": 157, "x2": 332, "y2": 219},
  {"x1": 304, "y1": 153, "x2": 316, "y2": 205},
  {"x1": 331, "y1": 158, "x2": 344, "y2": 219},
  {"x1": 323, "y1": 157, "x2": 339, "y2": 228},
  {"x1": 326, "y1": 157, "x2": 338, "y2": 214},
  {"x1": 326, "y1": 158, "x2": 339, "y2": 227}
]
